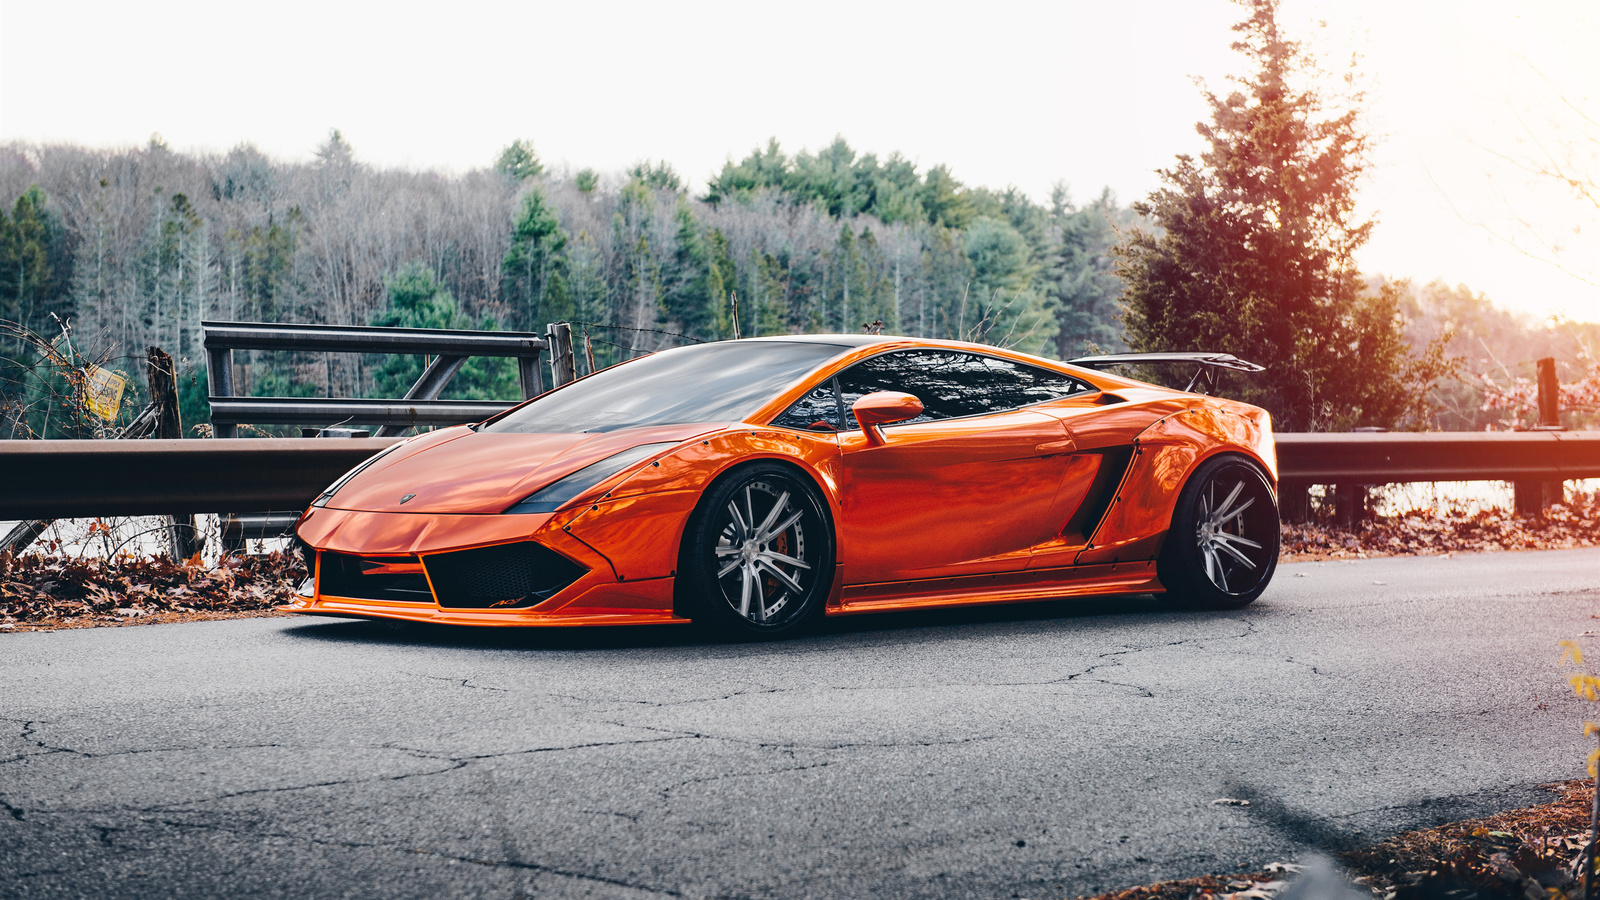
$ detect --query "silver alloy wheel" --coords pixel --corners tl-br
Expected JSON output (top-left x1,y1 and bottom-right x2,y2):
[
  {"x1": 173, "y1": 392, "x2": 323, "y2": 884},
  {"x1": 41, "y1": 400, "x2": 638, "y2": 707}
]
[
  {"x1": 713, "y1": 480, "x2": 813, "y2": 624},
  {"x1": 1195, "y1": 475, "x2": 1267, "y2": 593}
]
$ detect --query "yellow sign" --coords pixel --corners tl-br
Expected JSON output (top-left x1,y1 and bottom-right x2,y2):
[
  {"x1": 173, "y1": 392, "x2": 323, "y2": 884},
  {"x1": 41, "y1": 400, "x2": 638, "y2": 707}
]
[{"x1": 83, "y1": 366, "x2": 127, "y2": 421}]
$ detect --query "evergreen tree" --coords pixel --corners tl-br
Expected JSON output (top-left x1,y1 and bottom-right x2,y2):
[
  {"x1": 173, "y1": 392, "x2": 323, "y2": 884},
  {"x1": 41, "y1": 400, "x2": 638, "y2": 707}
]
[
  {"x1": 706, "y1": 228, "x2": 738, "y2": 338},
  {"x1": 963, "y1": 216, "x2": 1051, "y2": 352},
  {"x1": 662, "y1": 199, "x2": 715, "y2": 340},
  {"x1": 495, "y1": 140, "x2": 544, "y2": 181},
  {"x1": 138, "y1": 193, "x2": 208, "y2": 365},
  {"x1": 612, "y1": 180, "x2": 663, "y2": 351},
  {"x1": 500, "y1": 187, "x2": 571, "y2": 331},
  {"x1": 1115, "y1": 0, "x2": 1444, "y2": 430},
  {"x1": 627, "y1": 161, "x2": 682, "y2": 192},
  {"x1": 566, "y1": 231, "x2": 612, "y2": 368},
  {"x1": 831, "y1": 224, "x2": 860, "y2": 331},
  {"x1": 0, "y1": 187, "x2": 68, "y2": 328},
  {"x1": 369, "y1": 262, "x2": 516, "y2": 400},
  {"x1": 853, "y1": 228, "x2": 897, "y2": 332},
  {"x1": 920, "y1": 226, "x2": 974, "y2": 340},
  {"x1": 920, "y1": 166, "x2": 975, "y2": 229},
  {"x1": 224, "y1": 213, "x2": 299, "y2": 322},
  {"x1": 868, "y1": 155, "x2": 927, "y2": 225},
  {"x1": 792, "y1": 138, "x2": 871, "y2": 218},
  {"x1": 704, "y1": 139, "x2": 790, "y2": 205},
  {"x1": 704, "y1": 137, "x2": 952, "y2": 227},
  {"x1": 1051, "y1": 185, "x2": 1127, "y2": 357},
  {"x1": 575, "y1": 169, "x2": 600, "y2": 194}
]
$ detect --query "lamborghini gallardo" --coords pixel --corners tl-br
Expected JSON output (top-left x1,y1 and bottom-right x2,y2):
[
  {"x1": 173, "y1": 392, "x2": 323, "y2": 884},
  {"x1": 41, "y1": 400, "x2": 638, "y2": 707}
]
[{"x1": 287, "y1": 335, "x2": 1280, "y2": 637}]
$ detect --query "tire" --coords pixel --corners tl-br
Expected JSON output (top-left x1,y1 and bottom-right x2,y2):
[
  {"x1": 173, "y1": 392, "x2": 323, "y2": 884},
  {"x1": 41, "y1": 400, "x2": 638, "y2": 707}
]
[
  {"x1": 1157, "y1": 454, "x2": 1279, "y2": 610},
  {"x1": 679, "y1": 462, "x2": 835, "y2": 639}
]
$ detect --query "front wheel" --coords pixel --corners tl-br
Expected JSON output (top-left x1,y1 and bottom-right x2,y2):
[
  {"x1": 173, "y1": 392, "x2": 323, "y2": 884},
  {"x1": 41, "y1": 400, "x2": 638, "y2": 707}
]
[
  {"x1": 679, "y1": 463, "x2": 834, "y2": 639},
  {"x1": 1157, "y1": 455, "x2": 1279, "y2": 610}
]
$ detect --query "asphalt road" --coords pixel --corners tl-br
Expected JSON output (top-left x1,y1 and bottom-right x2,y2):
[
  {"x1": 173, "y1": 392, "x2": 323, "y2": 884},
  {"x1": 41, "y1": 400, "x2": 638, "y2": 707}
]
[{"x1": 5, "y1": 548, "x2": 1600, "y2": 900}]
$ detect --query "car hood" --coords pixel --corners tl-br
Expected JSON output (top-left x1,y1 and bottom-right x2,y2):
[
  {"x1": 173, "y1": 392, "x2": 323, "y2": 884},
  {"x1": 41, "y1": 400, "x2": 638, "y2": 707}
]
[{"x1": 325, "y1": 423, "x2": 722, "y2": 514}]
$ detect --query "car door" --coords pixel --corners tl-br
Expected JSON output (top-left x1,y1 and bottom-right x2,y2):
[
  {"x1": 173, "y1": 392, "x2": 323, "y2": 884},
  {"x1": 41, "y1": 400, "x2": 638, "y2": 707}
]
[{"x1": 825, "y1": 349, "x2": 1093, "y2": 585}]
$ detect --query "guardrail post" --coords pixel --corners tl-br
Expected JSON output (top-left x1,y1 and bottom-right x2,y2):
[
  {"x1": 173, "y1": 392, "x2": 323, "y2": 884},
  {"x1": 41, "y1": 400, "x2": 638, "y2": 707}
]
[
  {"x1": 518, "y1": 352, "x2": 544, "y2": 399},
  {"x1": 1279, "y1": 480, "x2": 1311, "y2": 524},
  {"x1": 206, "y1": 346, "x2": 236, "y2": 438},
  {"x1": 1514, "y1": 481, "x2": 1548, "y2": 515},
  {"x1": 547, "y1": 323, "x2": 577, "y2": 388},
  {"x1": 1334, "y1": 483, "x2": 1366, "y2": 529}
]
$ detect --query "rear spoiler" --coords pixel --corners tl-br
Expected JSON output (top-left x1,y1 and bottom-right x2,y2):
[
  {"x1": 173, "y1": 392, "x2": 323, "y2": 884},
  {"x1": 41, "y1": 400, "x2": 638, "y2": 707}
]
[{"x1": 1067, "y1": 352, "x2": 1265, "y2": 394}]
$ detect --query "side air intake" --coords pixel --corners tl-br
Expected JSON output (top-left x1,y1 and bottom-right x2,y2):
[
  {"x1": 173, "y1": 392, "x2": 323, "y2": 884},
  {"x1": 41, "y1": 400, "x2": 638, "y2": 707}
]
[{"x1": 423, "y1": 541, "x2": 587, "y2": 609}]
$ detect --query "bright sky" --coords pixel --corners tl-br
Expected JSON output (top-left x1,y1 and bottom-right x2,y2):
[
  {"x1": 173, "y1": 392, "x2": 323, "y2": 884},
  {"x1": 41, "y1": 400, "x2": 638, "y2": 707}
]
[{"x1": 1, "y1": 0, "x2": 1595, "y2": 324}]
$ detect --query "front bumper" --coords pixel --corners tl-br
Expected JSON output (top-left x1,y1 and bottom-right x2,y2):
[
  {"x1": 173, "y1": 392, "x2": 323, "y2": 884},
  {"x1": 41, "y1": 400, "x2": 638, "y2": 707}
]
[{"x1": 284, "y1": 507, "x2": 688, "y2": 627}]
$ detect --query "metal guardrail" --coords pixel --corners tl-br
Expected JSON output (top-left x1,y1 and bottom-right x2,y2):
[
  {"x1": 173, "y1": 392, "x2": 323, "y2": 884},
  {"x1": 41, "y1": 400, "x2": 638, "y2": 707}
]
[
  {"x1": 1275, "y1": 432, "x2": 1600, "y2": 484},
  {"x1": 0, "y1": 439, "x2": 397, "y2": 520},
  {"x1": 3, "y1": 432, "x2": 1598, "y2": 523},
  {"x1": 206, "y1": 398, "x2": 514, "y2": 428},
  {"x1": 203, "y1": 321, "x2": 549, "y2": 437}
]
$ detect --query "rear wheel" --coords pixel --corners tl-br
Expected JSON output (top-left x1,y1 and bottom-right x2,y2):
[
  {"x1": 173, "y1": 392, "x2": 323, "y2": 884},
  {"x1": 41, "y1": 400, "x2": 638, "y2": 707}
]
[
  {"x1": 680, "y1": 463, "x2": 834, "y2": 639},
  {"x1": 1157, "y1": 455, "x2": 1279, "y2": 610}
]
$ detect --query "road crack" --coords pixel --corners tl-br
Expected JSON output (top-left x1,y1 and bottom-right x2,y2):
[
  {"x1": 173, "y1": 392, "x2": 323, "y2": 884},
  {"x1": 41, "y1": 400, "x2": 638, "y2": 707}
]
[
  {"x1": 660, "y1": 761, "x2": 832, "y2": 802},
  {"x1": 99, "y1": 815, "x2": 686, "y2": 897},
  {"x1": 553, "y1": 686, "x2": 788, "y2": 708},
  {"x1": 405, "y1": 672, "x2": 509, "y2": 692}
]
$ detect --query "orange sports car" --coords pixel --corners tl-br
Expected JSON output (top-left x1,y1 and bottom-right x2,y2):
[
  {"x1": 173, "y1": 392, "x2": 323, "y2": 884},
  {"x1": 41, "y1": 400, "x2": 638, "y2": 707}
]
[{"x1": 287, "y1": 336, "x2": 1279, "y2": 637}]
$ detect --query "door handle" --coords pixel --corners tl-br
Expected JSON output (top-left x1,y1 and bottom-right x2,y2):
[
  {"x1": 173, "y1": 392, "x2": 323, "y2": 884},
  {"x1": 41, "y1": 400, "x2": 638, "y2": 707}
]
[{"x1": 1034, "y1": 439, "x2": 1075, "y2": 455}]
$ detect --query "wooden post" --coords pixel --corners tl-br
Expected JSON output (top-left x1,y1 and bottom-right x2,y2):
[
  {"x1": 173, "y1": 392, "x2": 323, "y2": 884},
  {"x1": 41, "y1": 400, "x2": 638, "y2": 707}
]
[
  {"x1": 547, "y1": 323, "x2": 577, "y2": 388},
  {"x1": 1538, "y1": 357, "x2": 1560, "y2": 427},
  {"x1": 1522, "y1": 356, "x2": 1565, "y2": 511},
  {"x1": 150, "y1": 348, "x2": 200, "y2": 560}
]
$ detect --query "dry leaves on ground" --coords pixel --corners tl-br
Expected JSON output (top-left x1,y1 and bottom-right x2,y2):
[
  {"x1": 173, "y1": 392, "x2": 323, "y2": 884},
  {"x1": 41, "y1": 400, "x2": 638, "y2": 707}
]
[
  {"x1": 1, "y1": 549, "x2": 305, "y2": 631},
  {"x1": 1282, "y1": 497, "x2": 1600, "y2": 562}
]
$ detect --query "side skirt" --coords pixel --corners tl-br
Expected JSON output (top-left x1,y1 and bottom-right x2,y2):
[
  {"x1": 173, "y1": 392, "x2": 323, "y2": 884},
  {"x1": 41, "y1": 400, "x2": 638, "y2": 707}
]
[{"x1": 830, "y1": 561, "x2": 1163, "y2": 615}]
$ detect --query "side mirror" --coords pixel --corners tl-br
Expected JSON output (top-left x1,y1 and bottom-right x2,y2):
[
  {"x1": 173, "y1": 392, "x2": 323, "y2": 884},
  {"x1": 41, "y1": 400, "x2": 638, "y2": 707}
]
[{"x1": 852, "y1": 391, "x2": 924, "y2": 446}]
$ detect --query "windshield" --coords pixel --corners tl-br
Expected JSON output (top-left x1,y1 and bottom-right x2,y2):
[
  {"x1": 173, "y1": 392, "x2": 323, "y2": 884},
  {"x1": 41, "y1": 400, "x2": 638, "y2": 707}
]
[{"x1": 485, "y1": 340, "x2": 851, "y2": 434}]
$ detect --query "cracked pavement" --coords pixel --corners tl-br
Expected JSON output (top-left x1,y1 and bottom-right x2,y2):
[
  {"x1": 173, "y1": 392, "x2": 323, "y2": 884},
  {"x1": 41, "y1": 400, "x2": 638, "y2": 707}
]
[{"x1": 3, "y1": 547, "x2": 1599, "y2": 899}]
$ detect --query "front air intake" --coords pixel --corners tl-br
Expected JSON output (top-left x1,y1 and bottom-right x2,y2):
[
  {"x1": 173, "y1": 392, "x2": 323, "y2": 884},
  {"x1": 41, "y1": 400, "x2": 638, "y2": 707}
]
[
  {"x1": 318, "y1": 553, "x2": 434, "y2": 603},
  {"x1": 423, "y1": 541, "x2": 588, "y2": 609}
]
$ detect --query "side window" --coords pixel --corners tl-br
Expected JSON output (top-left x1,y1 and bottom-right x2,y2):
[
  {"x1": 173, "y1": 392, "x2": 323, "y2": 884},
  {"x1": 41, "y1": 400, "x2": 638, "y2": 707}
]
[
  {"x1": 836, "y1": 350, "x2": 1093, "y2": 428},
  {"x1": 771, "y1": 380, "x2": 844, "y2": 432},
  {"x1": 980, "y1": 356, "x2": 1095, "y2": 408},
  {"x1": 836, "y1": 351, "x2": 953, "y2": 426}
]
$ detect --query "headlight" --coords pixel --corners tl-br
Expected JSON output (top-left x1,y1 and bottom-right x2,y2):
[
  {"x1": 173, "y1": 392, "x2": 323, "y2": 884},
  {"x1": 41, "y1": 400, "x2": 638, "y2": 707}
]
[
  {"x1": 504, "y1": 443, "x2": 676, "y2": 514},
  {"x1": 310, "y1": 440, "x2": 409, "y2": 508}
]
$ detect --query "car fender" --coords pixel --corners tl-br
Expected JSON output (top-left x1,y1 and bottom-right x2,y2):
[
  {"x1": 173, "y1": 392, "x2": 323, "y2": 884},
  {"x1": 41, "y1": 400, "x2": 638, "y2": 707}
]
[
  {"x1": 551, "y1": 428, "x2": 844, "y2": 583},
  {"x1": 1075, "y1": 401, "x2": 1275, "y2": 566}
]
